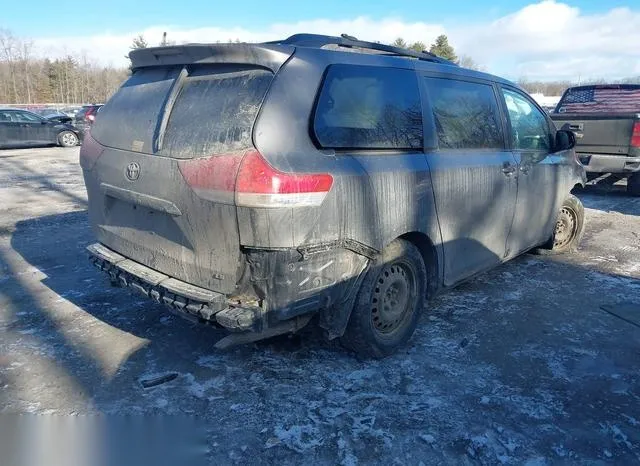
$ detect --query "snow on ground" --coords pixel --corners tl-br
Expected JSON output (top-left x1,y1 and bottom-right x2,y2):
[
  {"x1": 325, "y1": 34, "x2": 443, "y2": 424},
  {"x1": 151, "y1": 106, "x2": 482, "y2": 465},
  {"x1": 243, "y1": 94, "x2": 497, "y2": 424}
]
[{"x1": 0, "y1": 147, "x2": 639, "y2": 464}]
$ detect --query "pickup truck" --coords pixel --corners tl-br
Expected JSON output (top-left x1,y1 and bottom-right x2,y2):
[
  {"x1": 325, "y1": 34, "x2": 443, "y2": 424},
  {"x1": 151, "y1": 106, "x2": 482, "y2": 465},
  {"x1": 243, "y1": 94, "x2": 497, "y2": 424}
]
[{"x1": 550, "y1": 84, "x2": 640, "y2": 196}]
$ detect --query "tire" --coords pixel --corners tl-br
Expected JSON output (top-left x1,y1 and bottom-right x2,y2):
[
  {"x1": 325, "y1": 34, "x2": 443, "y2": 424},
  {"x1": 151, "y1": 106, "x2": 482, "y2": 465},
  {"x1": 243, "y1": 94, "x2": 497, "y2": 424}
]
[
  {"x1": 58, "y1": 131, "x2": 79, "y2": 147},
  {"x1": 627, "y1": 173, "x2": 640, "y2": 197},
  {"x1": 340, "y1": 239, "x2": 427, "y2": 358},
  {"x1": 533, "y1": 194, "x2": 585, "y2": 255}
]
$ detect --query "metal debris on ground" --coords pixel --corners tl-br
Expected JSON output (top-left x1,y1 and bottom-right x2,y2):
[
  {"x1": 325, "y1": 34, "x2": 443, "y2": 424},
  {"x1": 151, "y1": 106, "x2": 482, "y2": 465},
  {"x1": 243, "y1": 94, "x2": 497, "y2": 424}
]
[{"x1": 140, "y1": 373, "x2": 179, "y2": 389}]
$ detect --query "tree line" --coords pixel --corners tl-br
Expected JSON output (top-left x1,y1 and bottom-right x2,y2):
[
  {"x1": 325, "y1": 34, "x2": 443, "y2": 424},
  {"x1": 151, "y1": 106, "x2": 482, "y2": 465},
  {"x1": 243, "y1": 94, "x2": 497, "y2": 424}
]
[
  {"x1": 392, "y1": 35, "x2": 640, "y2": 95},
  {"x1": 0, "y1": 28, "x2": 128, "y2": 105},
  {"x1": 2, "y1": 27, "x2": 639, "y2": 105}
]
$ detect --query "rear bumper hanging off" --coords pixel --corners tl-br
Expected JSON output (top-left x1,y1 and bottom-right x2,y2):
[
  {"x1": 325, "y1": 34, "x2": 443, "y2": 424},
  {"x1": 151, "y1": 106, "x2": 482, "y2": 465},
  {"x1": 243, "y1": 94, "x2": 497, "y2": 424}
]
[
  {"x1": 87, "y1": 243, "x2": 263, "y2": 331},
  {"x1": 88, "y1": 241, "x2": 370, "y2": 342}
]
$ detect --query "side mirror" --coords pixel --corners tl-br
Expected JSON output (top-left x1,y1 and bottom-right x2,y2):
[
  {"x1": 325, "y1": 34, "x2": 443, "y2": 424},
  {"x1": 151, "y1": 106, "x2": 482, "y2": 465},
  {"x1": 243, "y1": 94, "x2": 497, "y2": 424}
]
[
  {"x1": 555, "y1": 129, "x2": 576, "y2": 151},
  {"x1": 41, "y1": 120, "x2": 49, "y2": 124}
]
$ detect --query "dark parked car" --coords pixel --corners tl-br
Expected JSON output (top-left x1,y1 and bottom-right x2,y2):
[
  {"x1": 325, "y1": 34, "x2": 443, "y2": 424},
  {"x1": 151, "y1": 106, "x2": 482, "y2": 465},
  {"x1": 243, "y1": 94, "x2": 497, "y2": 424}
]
[
  {"x1": 61, "y1": 106, "x2": 82, "y2": 118},
  {"x1": 0, "y1": 108, "x2": 81, "y2": 148},
  {"x1": 82, "y1": 34, "x2": 585, "y2": 357},
  {"x1": 550, "y1": 84, "x2": 640, "y2": 195},
  {"x1": 32, "y1": 108, "x2": 74, "y2": 124},
  {"x1": 74, "y1": 104, "x2": 103, "y2": 133}
]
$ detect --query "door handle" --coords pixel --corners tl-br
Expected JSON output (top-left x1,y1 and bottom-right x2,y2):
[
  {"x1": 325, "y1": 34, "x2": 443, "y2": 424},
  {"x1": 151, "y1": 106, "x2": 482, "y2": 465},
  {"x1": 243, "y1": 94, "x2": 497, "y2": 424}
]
[{"x1": 502, "y1": 162, "x2": 517, "y2": 176}]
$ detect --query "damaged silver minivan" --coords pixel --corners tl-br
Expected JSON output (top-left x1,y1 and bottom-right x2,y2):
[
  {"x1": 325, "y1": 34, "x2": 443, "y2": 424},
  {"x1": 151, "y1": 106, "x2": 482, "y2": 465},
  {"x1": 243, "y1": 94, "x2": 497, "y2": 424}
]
[{"x1": 81, "y1": 34, "x2": 586, "y2": 357}]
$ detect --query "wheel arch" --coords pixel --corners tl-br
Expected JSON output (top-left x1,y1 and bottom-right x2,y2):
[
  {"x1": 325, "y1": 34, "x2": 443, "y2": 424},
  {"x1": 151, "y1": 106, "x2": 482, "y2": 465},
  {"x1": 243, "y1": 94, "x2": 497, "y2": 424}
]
[
  {"x1": 320, "y1": 231, "x2": 441, "y2": 341},
  {"x1": 398, "y1": 231, "x2": 440, "y2": 298}
]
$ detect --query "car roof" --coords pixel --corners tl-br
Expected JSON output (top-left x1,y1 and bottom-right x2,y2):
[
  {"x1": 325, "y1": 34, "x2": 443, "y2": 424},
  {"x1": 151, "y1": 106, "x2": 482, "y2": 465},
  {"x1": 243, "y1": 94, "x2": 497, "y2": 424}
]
[
  {"x1": 129, "y1": 33, "x2": 519, "y2": 90},
  {"x1": 0, "y1": 107, "x2": 39, "y2": 113},
  {"x1": 293, "y1": 45, "x2": 518, "y2": 89}
]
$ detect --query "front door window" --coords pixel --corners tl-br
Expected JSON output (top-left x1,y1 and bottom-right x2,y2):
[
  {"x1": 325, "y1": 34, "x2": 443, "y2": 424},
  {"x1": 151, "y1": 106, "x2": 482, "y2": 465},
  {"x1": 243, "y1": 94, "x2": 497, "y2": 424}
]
[{"x1": 502, "y1": 89, "x2": 551, "y2": 153}]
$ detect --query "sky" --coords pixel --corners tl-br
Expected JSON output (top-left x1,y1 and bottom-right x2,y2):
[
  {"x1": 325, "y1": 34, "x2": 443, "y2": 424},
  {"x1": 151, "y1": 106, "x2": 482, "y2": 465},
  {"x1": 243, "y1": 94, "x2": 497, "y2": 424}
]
[{"x1": 3, "y1": 0, "x2": 639, "y2": 81}]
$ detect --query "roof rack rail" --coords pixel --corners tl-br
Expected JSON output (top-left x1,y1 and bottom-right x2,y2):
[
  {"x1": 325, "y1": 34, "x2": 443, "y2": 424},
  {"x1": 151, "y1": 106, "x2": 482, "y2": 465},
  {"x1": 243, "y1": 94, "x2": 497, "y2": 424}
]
[{"x1": 265, "y1": 33, "x2": 457, "y2": 66}]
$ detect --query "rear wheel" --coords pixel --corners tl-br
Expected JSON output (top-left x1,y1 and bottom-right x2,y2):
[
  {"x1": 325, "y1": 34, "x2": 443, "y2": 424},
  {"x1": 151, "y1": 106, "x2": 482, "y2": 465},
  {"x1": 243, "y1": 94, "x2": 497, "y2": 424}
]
[
  {"x1": 341, "y1": 239, "x2": 426, "y2": 358},
  {"x1": 627, "y1": 173, "x2": 640, "y2": 196},
  {"x1": 533, "y1": 194, "x2": 585, "y2": 255},
  {"x1": 58, "y1": 131, "x2": 78, "y2": 147}
]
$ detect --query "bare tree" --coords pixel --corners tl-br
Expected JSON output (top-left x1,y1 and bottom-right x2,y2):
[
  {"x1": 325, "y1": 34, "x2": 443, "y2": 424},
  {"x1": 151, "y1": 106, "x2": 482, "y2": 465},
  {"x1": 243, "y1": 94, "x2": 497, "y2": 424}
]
[
  {"x1": 0, "y1": 29, "x2": 19, "y2": 103},
  {"x1": 0, "y1": 36, "x2": 127, "y2": 104},
  {"x1": 131, "y1": 34, "x2": 148, "y2": 50},
  {"x1": 458, "y1": 55, "x2": 483, "y2": 71},
  {"x1": 16, "y1": 39, "x2": 34, "y2": 103}
]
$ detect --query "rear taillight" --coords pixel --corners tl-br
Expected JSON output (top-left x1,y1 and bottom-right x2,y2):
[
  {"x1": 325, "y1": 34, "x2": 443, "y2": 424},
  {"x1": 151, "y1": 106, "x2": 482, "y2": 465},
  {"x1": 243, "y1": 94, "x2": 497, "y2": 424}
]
[
  {"x1": 235, "y1": 150, "x2": 333, "y2": 208},
  {"x1": 177, "y1": 153, "x2": 244, "y2": 205},
  {"x1": 84, "y1": 107, "x2": 97, "y2": 123},
  {"x1": 631, "y1": 121, "x2": 640, "y2": 148},
  {"x1": 178, "y1": 149, "x2": 333, "y2": 208},
  {"x1": 79, "y1": 131, "x2": 104, "y2": 170}
]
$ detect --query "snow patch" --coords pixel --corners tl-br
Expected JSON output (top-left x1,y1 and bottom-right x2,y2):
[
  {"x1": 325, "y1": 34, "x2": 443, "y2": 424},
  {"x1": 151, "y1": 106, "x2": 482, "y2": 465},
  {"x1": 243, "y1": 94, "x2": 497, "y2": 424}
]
[{"x1": 267, "y1": 424, "x2": 324, "y2": 453}]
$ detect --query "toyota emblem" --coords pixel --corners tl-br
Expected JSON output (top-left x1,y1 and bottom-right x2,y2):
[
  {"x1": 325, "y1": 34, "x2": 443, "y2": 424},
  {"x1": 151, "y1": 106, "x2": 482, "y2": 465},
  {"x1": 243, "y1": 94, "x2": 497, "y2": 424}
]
[{"x1": 125, "y1": 162, "x2": 140, "y2": 181}]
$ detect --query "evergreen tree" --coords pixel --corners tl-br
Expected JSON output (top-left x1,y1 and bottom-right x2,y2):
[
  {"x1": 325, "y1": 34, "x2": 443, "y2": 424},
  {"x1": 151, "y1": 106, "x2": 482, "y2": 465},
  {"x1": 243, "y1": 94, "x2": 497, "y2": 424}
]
[{"x1": 429, "y1": 34, "x2": 457, "y2": 62}]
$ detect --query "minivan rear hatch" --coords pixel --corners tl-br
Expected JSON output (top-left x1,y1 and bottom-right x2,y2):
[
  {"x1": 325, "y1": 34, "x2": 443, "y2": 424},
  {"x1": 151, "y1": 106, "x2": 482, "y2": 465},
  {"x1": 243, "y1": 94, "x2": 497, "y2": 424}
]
[{"x1": 83, "y1": 44, "x2": 293, "y2": 294}]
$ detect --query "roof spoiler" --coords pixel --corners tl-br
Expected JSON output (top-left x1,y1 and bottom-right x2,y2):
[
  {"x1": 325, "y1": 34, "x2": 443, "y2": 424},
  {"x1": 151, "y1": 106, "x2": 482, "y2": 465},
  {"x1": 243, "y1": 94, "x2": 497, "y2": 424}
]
[{"x1": 129, "y1": 43, "x2": 295, "y2": 72}]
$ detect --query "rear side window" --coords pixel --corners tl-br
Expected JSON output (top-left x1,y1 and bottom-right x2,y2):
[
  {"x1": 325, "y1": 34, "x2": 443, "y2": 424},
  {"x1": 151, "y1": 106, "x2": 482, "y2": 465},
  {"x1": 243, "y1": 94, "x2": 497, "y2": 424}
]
[
  {"x1": 424, "y1": 78, "x2": 503, "y2": 150},
  {"x1": 160, "y1": 68, "x2": 273, "y2": 158},
  {"x1": 313, "y1": 65, "x2": 423, "y2": 150},
  {"x1": 91, "y1": 67, "x2": 181, "y2": 153},
  {"x1": 14, "y1": 111, "x2": 43, "y2": 123}
]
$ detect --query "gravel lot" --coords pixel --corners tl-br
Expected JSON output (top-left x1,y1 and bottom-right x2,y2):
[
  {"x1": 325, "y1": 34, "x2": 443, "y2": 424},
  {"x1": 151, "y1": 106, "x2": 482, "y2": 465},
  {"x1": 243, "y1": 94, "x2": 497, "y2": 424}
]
[{"x1": 1, "y1": 147, "x2": 639, "y2": 464}]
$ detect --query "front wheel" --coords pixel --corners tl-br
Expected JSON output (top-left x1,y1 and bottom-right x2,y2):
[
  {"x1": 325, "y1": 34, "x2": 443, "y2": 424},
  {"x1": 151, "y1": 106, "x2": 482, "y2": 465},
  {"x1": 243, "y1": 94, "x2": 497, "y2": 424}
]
[
  {"x1": 58, "y1": 131, "x2": 79, "y2": 147},
  {"x1": 533, "y1": 194, "x2": 585, "y2": 255},
  {"x1": 341, "y1": 239, "x2": 427, "y2": 358}
]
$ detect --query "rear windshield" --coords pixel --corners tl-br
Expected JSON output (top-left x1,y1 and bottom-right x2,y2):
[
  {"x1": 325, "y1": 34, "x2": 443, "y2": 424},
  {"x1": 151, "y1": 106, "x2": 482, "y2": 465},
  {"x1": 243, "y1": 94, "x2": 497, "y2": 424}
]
[
  {"x1": 160, "y1": 68, "x2": 272, "y2": 159},
  {"x1": 91, "y1": 68, "x2": 181, "y2": 153},
  {"x1": 556, "y1": 85, "x2": 640, "y2": 114},
  {"x1": 91, "y1": 65, "x2": 272, "y2": 158}
]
